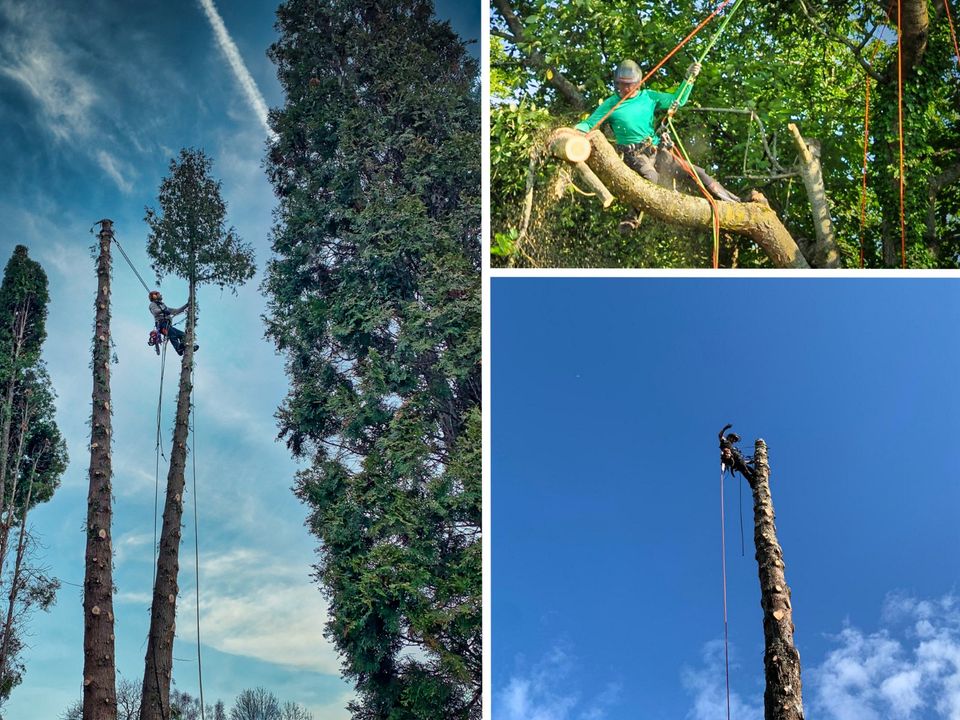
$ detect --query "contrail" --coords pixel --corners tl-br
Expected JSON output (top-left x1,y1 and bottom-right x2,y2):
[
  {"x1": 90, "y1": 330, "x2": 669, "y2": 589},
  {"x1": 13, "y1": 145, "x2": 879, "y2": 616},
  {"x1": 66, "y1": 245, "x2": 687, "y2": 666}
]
[{"x1": 197, "y1": 0, "x2": 277, "y2": 141}]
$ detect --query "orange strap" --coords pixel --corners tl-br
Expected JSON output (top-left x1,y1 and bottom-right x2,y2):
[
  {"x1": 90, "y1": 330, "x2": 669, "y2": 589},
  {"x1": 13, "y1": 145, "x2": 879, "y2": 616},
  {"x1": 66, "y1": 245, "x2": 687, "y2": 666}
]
[
  {"x1": 669, "y1": 146, "x2": 722, "y2": 268},
  {"x1": 587, "y1": 0, "x2": 735, "y2": 132},
  {"x1": 946, "y1": 0, "x2": 960, "y2": 67}
]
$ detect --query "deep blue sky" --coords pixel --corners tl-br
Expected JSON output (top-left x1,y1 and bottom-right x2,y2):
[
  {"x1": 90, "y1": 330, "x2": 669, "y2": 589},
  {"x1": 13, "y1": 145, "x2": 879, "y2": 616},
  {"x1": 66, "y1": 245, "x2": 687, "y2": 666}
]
[
  {"x1": 0, "y1": 1, "x2": 478, "y2": 718},
  {"x1": 492, "y1": 278, "x2": 960, "y2": 720}
]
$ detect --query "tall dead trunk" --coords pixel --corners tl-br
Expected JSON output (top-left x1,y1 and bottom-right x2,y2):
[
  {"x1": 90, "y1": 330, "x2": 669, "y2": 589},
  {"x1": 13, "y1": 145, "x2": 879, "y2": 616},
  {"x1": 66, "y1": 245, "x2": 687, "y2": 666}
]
[
  {"x1": 748, "y1": 440, "x2": 804, "y2": 720},
  {"x1": 83, "y1": 219, "x2": 117, "y2": 719},
  {"x1": 140, "y1": 281, "x2": 196, "y2": 720}
]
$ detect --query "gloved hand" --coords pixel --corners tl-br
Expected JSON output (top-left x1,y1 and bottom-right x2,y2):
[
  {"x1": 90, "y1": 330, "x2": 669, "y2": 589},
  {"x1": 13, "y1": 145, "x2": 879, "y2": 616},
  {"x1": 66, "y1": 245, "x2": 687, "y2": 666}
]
[{"x1": 686, "y1": 62, "x2": 702, "y2": 80}]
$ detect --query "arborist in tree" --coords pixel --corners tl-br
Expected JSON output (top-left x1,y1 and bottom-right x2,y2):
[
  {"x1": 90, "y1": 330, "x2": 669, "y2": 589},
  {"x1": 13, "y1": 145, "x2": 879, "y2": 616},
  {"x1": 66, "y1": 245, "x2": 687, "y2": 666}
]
[
  {"x1": 719, "y1": 423, "x2": 753, "y2": 481},
  {"x1": 148, "y1": 290, "x2": 198, "y2": 357},
  {"x1": 575, "y1": 59, "x2": 743, "y2": 233}
]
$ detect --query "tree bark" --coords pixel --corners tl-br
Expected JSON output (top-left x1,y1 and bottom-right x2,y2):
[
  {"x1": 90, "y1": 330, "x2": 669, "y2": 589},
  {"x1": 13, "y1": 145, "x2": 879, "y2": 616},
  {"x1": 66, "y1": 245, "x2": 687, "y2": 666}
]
[
  {"x1": 140, "y1": 282, "x2": 197, "y2": 720},
  {"x1": 550, "y1": 129, "x2": 810, "y2": 268},
  {"x1": 573, "y1": 162, "x2": 614, "y2": 208},
  {"x1": 84, "y1": 220, "x2": 117, "y2": 719},
  {"x1": 787, "y1": 124, "x2": 839, "y2": 267},
  {"x1": 748, "y1": 440, "x2": 804, "y2": 720}
]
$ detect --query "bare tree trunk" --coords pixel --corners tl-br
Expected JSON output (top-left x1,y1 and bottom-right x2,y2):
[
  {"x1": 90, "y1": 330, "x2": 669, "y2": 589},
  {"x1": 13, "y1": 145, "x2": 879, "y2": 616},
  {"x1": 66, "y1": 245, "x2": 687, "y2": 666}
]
[
  {"x1": 787, "y1": 124, "x2": 839, "y2": 267},
  {"x1": 0, "y1": 447, "x2": 41, "y2": 679},
  {"x1": 748, "y1": 440, "x2": 804, "y2": 720},
  {"x1": 549, "y1": 129, "x2": 810, "y2": 267},
  {"x1": 83, "y1": 219, "x2": 117, "y2": 719},
  {"x1": 140, "y1": 282, "x2": 197, "y2": 720}
]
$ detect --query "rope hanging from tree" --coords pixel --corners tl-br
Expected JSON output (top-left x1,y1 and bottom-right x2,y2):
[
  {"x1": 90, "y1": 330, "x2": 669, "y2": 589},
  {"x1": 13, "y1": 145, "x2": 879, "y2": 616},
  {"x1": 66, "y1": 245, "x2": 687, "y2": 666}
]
[{"x1": 587, "y1": 0, "x2": 746, "y2": 133}]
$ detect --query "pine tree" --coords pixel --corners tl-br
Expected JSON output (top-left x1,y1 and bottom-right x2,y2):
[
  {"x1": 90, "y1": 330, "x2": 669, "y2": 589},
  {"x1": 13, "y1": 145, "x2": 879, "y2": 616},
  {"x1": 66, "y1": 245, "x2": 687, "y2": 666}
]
[
  {"x1": 140, "y1": 149, "x2": 255, "y2": 720},
  {"x1": 0, "y1": 246, "x2": 66, "y2": 705},
  {"x1": 264, "y1": 1, "x2": 480, "y2": 717}
]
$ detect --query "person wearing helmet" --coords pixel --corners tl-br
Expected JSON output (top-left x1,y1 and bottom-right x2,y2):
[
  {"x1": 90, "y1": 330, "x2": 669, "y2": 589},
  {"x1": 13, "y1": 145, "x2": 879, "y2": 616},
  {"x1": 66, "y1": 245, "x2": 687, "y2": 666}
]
[
  {"x1": 575, "y1": 59, "x2": 742, "y2": 232},
  {"x1": 148, "y1": 290, "x2": 198, "y2": 357}
]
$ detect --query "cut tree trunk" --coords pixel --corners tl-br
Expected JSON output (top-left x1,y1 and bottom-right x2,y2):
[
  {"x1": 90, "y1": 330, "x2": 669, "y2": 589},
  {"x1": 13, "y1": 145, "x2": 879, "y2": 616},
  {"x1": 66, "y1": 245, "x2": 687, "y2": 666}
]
[
  {"x1": 83, "y1": 220, "x2": 117, "y2": 720},
  {"x1": 748, "y1": 440, "x2": 804, "y2": 720},
  {"x1": 548, "y1": 129, "x2": 811, "y2": 268},
  {"x1": 140, "y1": 283, "x2": 197, "y2": 720},
  {"x1": 787, "y1": 124, "x2": 839, "y2": 268}
]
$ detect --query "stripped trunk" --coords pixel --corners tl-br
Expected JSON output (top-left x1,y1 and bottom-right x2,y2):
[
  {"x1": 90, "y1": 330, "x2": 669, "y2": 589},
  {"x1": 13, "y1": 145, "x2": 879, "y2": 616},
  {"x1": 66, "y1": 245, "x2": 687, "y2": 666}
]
[
  {"x1": 140, "y1": 281, "x2": 196, "y2": 720},
  {"x1": 748, "y1": 440, "x2": 804, "y2": 720},
  {"x1": 83, "y1": 220, "x2": 117, "y2": 719}
]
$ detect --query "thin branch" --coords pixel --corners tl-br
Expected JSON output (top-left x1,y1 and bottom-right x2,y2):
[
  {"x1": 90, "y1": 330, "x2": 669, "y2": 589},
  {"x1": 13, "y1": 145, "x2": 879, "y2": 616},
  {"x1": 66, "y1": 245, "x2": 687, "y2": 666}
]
[{"x1": 795, "y1": 0, "x2": 884, "y2": 81}]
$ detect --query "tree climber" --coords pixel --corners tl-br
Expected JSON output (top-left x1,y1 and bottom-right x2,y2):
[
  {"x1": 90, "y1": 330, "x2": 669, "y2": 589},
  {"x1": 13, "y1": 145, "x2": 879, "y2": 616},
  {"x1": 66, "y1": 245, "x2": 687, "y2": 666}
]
[
  {"x1": 719, "y1": 423, "x2": 753, "y2": 481},
  {"x1": 148, "y1": 290, "x2": 198, "y2": 357},
  {"x1": 575, "y1": 59, "x2": 742, "y2": 233}
]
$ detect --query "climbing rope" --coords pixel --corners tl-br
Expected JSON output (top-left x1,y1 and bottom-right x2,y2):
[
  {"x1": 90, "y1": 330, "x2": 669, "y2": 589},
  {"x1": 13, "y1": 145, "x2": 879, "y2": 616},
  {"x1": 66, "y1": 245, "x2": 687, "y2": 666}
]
[
  {"x1": 945, "y1": 0, "x2": 960, "y2": 67},
  {"x1": 897, "y1": 0, "x2": 907, "y2": 268},
  {"x1": 719, "y1": 465, "x2": 732, "y2": 720},
  {"x1": 112, "y1": 233, "x2": 152, "y2": 293},
  {"x1": 190, "y1": 369, "x2": 206, "y2": 720},
  {"x1": 666, "y1": 117, "x2": 722, "y2": 268},
  {"x1": 588, "y1": 0, "x2": 744, "y2": 132}
]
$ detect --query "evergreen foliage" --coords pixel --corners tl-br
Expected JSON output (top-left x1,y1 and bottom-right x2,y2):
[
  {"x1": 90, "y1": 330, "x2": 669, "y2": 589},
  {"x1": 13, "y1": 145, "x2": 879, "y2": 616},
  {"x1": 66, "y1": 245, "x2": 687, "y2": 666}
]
[
  {"x1": 491, "y1": 0, "x2": 960, "y2": 267},
  {"x1": 0, "y1": 245, "x2": 66, "y2": 705},
  {"x1": 264, "y1": 1, "x2": 480, "y2": 717}
]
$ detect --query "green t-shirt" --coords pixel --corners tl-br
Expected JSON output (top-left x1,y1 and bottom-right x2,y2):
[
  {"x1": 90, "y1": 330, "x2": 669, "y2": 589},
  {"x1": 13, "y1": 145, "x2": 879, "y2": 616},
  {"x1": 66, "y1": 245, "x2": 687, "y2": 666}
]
[{"x1": 574, "y1": 83, "x2": 693, "y2": 145}]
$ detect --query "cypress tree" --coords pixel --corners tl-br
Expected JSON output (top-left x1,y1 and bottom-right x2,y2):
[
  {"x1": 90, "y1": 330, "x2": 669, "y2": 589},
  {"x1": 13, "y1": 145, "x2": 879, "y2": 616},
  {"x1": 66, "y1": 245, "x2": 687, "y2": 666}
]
[
  {"x1": 264, "y1": 1, "x2": 481, "y2": 717},
  {"x1": 140, "y1": 149, "x2": 255, "y2": 720}
]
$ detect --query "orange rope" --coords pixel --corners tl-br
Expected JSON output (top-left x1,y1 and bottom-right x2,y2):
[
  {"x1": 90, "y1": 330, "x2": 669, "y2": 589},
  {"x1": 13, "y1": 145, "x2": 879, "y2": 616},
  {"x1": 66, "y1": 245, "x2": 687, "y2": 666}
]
[
  {"x1": 669, "y1": 146, "x2": 722, "y2": 268},
  {"x1": 588, "y1": 0, "x2": 735, "y2": 132},
  {"x1": 897, "y1": 0, "x2": 907, "y2": 268},
  {"x1": 946, "y1": 0, "x2": 960, "y2": 67},
  {"x1": 859, "y1": 43, "x2": 882, "y2": 269}
]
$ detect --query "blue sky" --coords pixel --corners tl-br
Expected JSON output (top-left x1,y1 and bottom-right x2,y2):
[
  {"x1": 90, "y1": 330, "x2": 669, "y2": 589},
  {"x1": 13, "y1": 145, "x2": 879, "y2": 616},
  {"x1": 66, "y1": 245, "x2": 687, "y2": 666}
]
[
  {"x1": 492, "y1": 278, "x2": 960, "y2": 720},
  {"x1": 0, "y1": 0, "x2": 478, "y2": 717}
]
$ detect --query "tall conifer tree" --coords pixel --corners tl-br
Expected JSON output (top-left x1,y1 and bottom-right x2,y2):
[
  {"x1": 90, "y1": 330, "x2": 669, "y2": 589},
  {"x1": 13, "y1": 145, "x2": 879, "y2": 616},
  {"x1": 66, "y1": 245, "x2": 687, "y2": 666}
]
[
  {"x1": 264, "y1": 1, "x2": 481, "y2": 717},
  {"x1": 140, "y1": 149, "x2": 255, "y2": 720}
]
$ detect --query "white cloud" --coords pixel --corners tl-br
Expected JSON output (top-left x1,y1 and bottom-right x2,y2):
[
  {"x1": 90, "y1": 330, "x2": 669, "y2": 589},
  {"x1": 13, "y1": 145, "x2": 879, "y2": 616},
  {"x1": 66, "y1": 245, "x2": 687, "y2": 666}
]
[
  {"x1": 114, "y1": 530, "x2": 154, "y2": 565},
  {"x1": 682, "y1": 640, "x2": 763, "y2": 720},
  {"x1": 96, "y1": 149, "x2": 134, "y2": 193},
  {"x1": 495, "y1": 645, "x2": 621, "y2": 720},
  {"x1": 197, "y1": 0, "x2": 277, "y2": 140},
  {"x1": 178, "y1": 549, "x2": 341, "y2": 675},
  {"x1": 809, "y1": 593, "x2": 960, "y2": 720}
]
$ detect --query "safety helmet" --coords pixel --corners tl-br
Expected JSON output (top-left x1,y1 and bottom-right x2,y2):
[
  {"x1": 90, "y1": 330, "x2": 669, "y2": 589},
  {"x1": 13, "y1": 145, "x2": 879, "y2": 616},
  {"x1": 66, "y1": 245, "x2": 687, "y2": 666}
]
[
  {"x1": 615, "y1": 60, "x2": 643, "y2": 84},
  {"x1": 149, "y1": 290, "x2": 162, "y2": 302}
]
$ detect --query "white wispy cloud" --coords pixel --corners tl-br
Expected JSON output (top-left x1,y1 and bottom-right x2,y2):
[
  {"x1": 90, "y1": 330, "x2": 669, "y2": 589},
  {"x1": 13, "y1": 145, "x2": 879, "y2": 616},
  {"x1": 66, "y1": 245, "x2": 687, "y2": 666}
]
[
  {"x1": 682, "y1": 640, "x2": 763, "y2": 720},
  {"x1": 808, "y1": 593, "x2": 960, "y2": 720},
  {"x1": 178, "y1": 548, "x2": 341, "y2": 675},
  {"x1": 197, "y1": 0, "x2": 277, "y2": 140},
  {"x1": 495, "y1": 645, "x2": 622, "y2": 720},
  {"x1": 96, "y1": 149, "x2": 134, "y2": 193}
]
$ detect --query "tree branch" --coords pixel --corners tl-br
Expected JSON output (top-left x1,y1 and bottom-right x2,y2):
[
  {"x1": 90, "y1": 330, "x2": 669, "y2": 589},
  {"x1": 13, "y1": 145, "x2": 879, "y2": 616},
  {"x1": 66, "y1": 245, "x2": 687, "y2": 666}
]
[
  {"x1": 491, "y1": 0, "x2": 586, "y2": 109},
  {"x1": 549, "y1": 129, "x2": 810, "y2": 268},
  {"x1": 795, "y1": 0, "x2": 884, "y2": 81}
]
